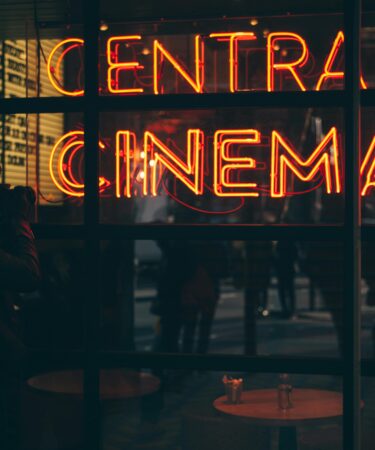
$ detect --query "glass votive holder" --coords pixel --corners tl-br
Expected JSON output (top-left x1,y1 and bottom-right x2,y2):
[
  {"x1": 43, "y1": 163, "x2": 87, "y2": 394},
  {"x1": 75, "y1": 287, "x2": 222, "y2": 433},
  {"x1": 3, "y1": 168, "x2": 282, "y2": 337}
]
[{"x1": 224, "y1": 378, "x2": 243, "y2": 404}]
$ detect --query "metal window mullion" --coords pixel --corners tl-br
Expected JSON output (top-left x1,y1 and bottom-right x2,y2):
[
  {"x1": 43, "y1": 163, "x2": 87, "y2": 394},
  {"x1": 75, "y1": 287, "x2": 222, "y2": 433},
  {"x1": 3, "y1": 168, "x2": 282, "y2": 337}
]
[
  {"x1": 0, "y1": 90, "x2": 347, "y2": 114},
  {"x1": 98, "y1": 352, "x2": 344, "y2": 375},
  {"x1": 83, "y1": 1, "x2": 101, "y2": 450},
  {"x1": 1, "y1": 41, "x2": 6, "y2": 183},
  {"x1": 95, "y1": 224, "x2": 344, "y2": 241},
  {"x1": 343, "y1": 1, "x2": 362, "y2": 450}
]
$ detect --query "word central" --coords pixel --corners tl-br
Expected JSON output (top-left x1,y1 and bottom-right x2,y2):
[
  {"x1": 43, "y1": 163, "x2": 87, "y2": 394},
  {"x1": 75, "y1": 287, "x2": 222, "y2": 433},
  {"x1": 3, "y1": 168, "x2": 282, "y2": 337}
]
[{"x1": 47, "y1": 30, "x2": 369, "y2": 96}]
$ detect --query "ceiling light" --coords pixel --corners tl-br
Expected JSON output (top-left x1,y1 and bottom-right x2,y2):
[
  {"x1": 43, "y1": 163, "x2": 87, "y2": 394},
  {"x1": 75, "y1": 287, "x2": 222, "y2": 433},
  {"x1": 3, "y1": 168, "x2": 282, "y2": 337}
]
[{"x1": 99, "y1": 21, "x2": 108, "y2": 32}]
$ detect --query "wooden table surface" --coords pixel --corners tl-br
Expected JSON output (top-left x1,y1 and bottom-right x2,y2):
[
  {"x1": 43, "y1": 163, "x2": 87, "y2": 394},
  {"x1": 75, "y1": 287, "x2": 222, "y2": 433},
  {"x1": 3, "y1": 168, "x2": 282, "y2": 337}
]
[
  {"x1": 213, "y1": 389, "x2": 343, "y2": 427},
  {"x1": 27, "y1": 369, "x2": 160, "y2": 400}
]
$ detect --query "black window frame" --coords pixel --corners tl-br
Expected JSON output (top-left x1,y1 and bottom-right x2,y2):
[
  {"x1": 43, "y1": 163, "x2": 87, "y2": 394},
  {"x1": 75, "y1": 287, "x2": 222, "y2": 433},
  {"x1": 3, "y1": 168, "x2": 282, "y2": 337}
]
[{"x1": 0, "y1": 1, "x2": 370, "y2": 449}]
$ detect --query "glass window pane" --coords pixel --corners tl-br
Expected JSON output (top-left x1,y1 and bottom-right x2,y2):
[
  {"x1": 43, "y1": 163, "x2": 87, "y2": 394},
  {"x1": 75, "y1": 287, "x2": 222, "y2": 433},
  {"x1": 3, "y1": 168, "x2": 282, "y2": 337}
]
[
  {"x1": 99, "y1": 369, "x2": 343, "y2": 450},
  {"x1": 21, "y1": 368, "x2": 83, "y2": 450},
  {"x1": 363, "y1": 376, "x2": 375, "y2": 450},
  {"x1": 98, "y1": 108, "x2": 344, "y2": 224},
  {"x1": 99, "y1": 240, "x2": 343, "y2": 358},
  {"x1": 96, "y1": 14, "x2": 351, "y2": 94},
  {"x1": 0, "y1": 3, "x2": 83, "y2": 98},
  {"x1": 0, "y1": 113, "x2": 84, "y2": 224}
]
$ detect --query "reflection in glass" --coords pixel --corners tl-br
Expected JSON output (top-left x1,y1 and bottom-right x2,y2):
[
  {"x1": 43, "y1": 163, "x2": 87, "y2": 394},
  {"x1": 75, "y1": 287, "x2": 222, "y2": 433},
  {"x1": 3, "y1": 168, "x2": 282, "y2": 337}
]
[
  {"x1": 99, "y1": 108, "x2": 345, "y2": 224},
  {"x1": 100, "y1": 370, "x2": 343, "y2": 450},
  {"x1": 0, "y1": 113, "x2": 84, "y2": 224},
  {"x1": 98, "y1": 240, "x2": 346, "y2": 358}
]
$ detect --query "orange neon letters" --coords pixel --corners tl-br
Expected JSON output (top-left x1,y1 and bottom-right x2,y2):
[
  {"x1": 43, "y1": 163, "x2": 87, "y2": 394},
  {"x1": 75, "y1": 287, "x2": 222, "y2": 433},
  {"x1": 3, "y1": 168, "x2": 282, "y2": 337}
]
[
  {"x1": 50, "y1": 131, "x2": 108, "y2": 196},
  {"x1": 361, "y1": 136, "x2": 375, "y2": 196},
  {"x1": 209, "y1": 33, "x2": 256, "y2": 92},
  {"x1": 267, "y1": 32, "x2": 309, "y2": 92},
  {"x1": 153, "y1": 36, "x2": 204, "y2": 94},
  {"x1": 270, "y1": 127, "x2": 341, "y2": 197},
  {"x1": 107, "y1": 35, "x2": 144, "y2": 94},
  {"x1": 214, "y1": 129, "x2": 261, "y2": 197},
  {"x1": 316, "y1": 31, "x2": 367, "y2": 90},
  {"x1": 50, "y1": 131, "x2": 85, "y2": 197},
  {"x1": 51, "y1": 128, "x2": 375, "y2": 201},
  {"x1": 47, "y1": 38, "x2": 84, "y2": 96},
  {"x1": 143, "y1": 130, "x2": 204, "y2": 196},
  {"x1": 116, "y1": 131, "x2": 137, "y2": 197}
]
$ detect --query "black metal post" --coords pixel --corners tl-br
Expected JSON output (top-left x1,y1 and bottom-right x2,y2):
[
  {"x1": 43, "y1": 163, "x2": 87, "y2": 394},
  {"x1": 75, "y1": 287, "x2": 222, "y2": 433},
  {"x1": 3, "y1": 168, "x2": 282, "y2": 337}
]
[
  {"x1": 83, "y1": 0, "x2": 101, "y2": 449},
  {"x1": 1, "y1": 41, "x2": 6, "y2": 183},
  {"x1": 343, "y1": 1, "x2": 361, "y2": 450}
]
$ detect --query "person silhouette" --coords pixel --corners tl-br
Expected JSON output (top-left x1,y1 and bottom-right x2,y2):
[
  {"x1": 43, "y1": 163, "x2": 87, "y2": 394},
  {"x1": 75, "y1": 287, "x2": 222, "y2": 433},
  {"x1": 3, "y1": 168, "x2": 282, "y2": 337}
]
[{"x1": 0, "y1": 184, "x2": 40, "y2": 449}]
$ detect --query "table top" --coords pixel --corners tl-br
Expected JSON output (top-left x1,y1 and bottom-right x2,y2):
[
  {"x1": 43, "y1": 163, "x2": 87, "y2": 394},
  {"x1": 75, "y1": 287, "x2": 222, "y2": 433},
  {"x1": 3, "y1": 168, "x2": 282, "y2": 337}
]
[
  {"x1": 213, "y1": 389, "x2": 343, "y2": 427},
  {"x1": 27, "y1": 369, "x2": 160, "y2": 401}
]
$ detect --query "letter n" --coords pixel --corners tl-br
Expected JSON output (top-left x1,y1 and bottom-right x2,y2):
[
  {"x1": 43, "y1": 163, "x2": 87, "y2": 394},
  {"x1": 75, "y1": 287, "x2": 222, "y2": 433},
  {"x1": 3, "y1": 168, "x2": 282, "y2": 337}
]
[{"x1": 143, "y1": 130, "x2": 204, "y2": 196}]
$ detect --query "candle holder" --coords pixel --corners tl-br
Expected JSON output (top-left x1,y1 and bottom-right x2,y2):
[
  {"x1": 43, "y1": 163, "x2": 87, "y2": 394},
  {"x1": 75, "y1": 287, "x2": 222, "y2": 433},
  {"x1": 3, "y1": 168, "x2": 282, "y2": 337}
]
[{"x1": 223, "y1": 375, "x2": 243, "y2": 404}]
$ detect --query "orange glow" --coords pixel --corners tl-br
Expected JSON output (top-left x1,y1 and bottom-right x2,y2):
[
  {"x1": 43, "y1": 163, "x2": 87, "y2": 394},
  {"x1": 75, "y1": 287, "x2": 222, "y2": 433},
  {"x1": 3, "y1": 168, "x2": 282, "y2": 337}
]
[
  {"x1": 153, "y1": 36, "x2": 204, "y2": 94},
  {"x1": 57, "y1": 141, "x2": 85, "y2": 191},
  {"x1": 361, "y1": 136, "x2": 375, "y2": 196},
  {"x1": 50, "y1": 131, "x2": 108, "y2": 196},
  {"x1": 213, "y1": 129, "x2": 261, "y2": 197},
  {"x1": 115, "y1": 130, "x2": 137, "y2": 197},
  {"x1": 316, "y1": 31, "x2": 368, "y2": 90},
  {"x1": 50, "y1": 131, "x2": 85, "y2": 196},
  {"x1": 143, "y1": 129, "x2": 204, "y2": 196},
  {"x1": 209, "y1": 32, "x2": 256, "y2": 92},
  {"x1": 47, "y1": 38, "x2": 84, "y2": 96},
  {"x1": 270, "y1": 127, "x2": 341, "y2": 197},
  {"x1": 267, "y1": 32, "x2": 309, "y2": 92},
  {"x1": 107, "y1": 35, "x2": 144, "y2": 94}
]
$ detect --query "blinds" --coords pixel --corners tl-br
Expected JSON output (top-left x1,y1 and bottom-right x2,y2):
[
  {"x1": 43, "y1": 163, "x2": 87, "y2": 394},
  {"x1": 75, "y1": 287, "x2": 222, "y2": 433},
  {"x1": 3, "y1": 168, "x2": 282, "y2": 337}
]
[{"x1": 1, "y1": 39, "x2": 64, "y2": 205}]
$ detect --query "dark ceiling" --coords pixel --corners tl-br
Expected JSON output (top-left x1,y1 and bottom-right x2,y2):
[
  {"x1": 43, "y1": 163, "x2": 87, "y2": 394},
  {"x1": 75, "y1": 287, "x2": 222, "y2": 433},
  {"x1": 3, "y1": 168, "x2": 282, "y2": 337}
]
[{"x1": 0, "y1": 0, "x2": 374, "y2": 39}]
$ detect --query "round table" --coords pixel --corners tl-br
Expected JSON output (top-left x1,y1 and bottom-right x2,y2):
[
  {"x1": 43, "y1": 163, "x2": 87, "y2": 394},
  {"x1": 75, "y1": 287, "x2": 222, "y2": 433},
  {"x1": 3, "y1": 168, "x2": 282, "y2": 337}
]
[
  {"x1": 27, "y1": 369, "x2": 160, "y2": 400},
  {"x1": 23, "y1": 370, "x2": 160, "y2": 449},
  {"x1": 213, "y1": 389, "x2": 343, "y2": 450}
]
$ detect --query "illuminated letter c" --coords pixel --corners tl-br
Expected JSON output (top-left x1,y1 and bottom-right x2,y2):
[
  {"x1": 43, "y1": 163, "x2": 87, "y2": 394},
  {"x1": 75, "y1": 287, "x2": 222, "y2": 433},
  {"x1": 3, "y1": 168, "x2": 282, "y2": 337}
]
[{"x1": 47, "y1": 38, "x2": 84, "y2": 96}]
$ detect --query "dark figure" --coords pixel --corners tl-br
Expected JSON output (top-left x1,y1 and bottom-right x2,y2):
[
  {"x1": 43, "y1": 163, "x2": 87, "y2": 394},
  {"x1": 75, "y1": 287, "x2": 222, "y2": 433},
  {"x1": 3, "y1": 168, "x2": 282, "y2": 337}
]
[
  {"x1": 243, "y1": 241, "x2": 273, "y2": 354},
  {"x1": 155, "y1": 241, "x2": 219, "y2": 354},
  {"x1": 180, "y1": 271, "x2": 217, "y2": 353},
  {"x1": 274, "y1": 241, "x2": 297, "y2": 319},
  {"x1": 0, "y1": 184, "x2": 40, "y2": 450}
]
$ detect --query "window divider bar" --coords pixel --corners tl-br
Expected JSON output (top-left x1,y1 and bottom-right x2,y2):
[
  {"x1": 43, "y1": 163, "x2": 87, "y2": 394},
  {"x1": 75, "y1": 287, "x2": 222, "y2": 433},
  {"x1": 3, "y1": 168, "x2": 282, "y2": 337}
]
[
  {"x1": 83, "y1": 1, "x2": 101, "y2": 450},
  {"x1": 30, "y1": 224, "x2": 375, "y2": 241},
  {"x1": 343, "y1": 1, "x2": 362, "y2": 450},
  {"x1": 0, "y1": 90, "x2": 351, "y2": 114},
  {"x1": 95, "y1": 224, "x2": 345, "y2": 241},
  {"x1": 97, "y1": 351, "x2": 345, "y2": 375}
]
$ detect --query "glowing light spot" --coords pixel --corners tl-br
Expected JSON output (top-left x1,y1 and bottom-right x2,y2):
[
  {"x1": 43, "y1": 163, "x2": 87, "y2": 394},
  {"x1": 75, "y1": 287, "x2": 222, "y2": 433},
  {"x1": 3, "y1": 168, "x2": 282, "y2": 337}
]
[{"x1": 100, "y1": 21, "x2": 109, "y2": 31}]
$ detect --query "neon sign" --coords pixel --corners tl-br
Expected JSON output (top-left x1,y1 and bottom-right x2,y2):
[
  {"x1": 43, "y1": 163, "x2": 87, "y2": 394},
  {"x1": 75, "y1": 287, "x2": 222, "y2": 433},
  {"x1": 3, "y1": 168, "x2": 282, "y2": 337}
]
[
  {"x1": 49, "y1": 127, "x2": 375, "y2": 199},
  {"x1": 46, "y1": 29, "x2": 372, "y2": 96},
  {"x1": 45, "y1": 28, "x2": 374, "y2": 205}
]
